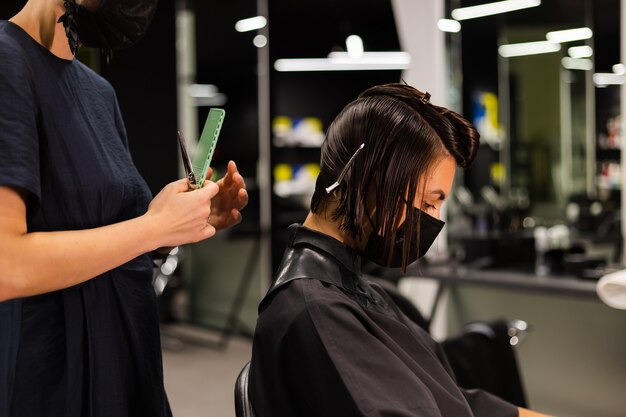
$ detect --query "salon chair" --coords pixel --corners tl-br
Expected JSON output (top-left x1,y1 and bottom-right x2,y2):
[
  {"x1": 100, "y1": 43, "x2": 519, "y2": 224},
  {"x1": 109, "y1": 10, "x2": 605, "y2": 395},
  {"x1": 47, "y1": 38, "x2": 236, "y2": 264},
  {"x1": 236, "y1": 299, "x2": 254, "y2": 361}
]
[{"x1": 234, "y1": 361, "x2": 256, "y2": 417}]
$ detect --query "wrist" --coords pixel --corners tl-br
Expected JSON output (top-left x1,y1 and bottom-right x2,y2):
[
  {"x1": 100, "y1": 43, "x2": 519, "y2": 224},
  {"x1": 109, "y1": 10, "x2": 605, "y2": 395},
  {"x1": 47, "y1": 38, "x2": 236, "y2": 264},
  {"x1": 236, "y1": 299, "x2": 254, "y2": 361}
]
[{"x1": 136, "y1": 211, "x2": 165, "y2": 252}]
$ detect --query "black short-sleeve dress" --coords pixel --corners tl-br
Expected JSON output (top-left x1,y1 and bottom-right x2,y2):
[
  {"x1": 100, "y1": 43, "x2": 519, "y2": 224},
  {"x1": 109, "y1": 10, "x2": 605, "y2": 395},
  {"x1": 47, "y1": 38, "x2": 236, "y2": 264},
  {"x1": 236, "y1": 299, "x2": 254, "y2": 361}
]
[{"x1": 0, "y1": 21, "x2": 172, "y2": 417}]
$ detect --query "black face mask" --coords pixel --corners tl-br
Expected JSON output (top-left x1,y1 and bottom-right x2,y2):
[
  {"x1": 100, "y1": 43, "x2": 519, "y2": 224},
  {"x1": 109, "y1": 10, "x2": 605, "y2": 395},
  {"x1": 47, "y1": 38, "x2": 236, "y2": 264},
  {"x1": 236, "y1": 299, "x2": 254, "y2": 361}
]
[
  {"x1": 59, "y1": 0, "x2": 158, "y2": 56},
  {"x1": 361, "y1": 208, "x2": 445, "y2": 268}
]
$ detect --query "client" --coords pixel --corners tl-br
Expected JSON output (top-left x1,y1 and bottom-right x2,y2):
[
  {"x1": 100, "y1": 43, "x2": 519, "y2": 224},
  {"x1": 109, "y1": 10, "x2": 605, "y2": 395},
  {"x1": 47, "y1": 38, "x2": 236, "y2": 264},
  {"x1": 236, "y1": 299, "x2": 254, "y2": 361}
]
[{"x1": 249, "y1": 83, "x2": 550, "y2": 417}]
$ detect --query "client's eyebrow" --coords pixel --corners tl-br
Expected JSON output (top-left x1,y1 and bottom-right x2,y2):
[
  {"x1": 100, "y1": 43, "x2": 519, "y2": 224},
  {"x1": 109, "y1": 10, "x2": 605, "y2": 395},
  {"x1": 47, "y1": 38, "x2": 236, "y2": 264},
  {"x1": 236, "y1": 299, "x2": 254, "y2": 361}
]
[{"x1": 429, "y1": 189, "x2": 446, "y2": 200}]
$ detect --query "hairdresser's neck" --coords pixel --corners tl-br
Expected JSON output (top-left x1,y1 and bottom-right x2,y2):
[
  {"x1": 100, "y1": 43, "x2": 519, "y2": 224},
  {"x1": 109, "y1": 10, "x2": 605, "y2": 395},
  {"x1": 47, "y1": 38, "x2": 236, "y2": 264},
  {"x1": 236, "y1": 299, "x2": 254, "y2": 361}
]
[{"x1": 10, "y1": 0, "x2": 74, "y2": 60}]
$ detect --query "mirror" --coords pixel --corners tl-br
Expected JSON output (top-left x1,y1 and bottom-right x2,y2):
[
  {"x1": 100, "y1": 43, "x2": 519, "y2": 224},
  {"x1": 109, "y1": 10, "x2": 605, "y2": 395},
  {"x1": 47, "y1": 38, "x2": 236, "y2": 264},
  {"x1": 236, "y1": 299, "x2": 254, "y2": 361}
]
[{"x1": 449, "y1": 0, "x2": 621, "y2": 224}]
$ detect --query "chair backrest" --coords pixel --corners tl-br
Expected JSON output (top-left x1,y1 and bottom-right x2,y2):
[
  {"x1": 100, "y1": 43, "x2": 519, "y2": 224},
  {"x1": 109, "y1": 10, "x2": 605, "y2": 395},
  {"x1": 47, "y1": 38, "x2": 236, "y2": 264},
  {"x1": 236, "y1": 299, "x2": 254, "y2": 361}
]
[{"x1": 234, "y1": 361, "x2": 256, "y2": 417}]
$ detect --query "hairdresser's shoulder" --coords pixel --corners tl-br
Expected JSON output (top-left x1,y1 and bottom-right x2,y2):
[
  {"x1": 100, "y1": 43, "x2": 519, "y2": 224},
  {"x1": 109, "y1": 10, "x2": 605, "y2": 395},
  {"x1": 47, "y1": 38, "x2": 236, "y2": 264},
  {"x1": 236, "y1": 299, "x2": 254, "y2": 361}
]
[{"x1": 0, "y1": 21, "x2": 28, "y2": 61}]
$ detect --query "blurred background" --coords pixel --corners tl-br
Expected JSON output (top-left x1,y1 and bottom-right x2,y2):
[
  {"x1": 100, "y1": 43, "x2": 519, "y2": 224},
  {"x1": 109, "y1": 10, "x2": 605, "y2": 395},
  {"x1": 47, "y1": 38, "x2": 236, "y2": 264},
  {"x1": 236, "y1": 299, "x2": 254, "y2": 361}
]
[{"x1": 2, "y1": 0, "x2": 625, "y2": 416}]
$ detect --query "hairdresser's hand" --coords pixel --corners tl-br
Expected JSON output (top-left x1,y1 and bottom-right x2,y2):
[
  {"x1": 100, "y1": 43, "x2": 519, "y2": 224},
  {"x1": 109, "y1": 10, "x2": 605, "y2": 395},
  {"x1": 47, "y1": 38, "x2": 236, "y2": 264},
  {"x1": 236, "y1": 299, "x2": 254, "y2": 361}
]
[
  {"x1": 146, "y1": 178, "x2": 220, "y2": 247},
  {"x1": 206, "y1": 161, "x2": 248, "y2": 230}
]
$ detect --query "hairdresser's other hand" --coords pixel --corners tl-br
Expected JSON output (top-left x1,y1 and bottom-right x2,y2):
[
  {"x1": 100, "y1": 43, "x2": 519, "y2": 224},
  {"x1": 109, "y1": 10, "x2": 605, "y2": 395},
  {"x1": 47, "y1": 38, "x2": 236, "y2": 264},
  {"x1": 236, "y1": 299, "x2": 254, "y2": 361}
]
[
  {"x1": 146, "y1": 178, "x2": 220, "y2": 247},
  {"x1": 206, "y1": 160, "x2": 248, "y2": 230}
]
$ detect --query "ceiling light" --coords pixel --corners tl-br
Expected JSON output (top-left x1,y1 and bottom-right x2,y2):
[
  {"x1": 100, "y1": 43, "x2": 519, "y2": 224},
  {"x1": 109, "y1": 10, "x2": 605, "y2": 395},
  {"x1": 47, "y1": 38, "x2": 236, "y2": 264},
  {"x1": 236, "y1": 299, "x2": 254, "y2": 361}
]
[
  {"x1": 451, "y1": 0, "x2": 540, "y2": 21},
  {"x1": 235, "y1": 16, "x2": 267, "y2": 32},
  {"x1": 561, "y1": 57, "x2": 593, "y2": 71},
  {"x1": 253, "y1": 34, "x2": 267, "y2": 48},
  {"x1": 593, "y1": 73, "x2": 624, "y2": 86},
  {"x1": 274, "y1": 52, "x2": 411, "y2": 72},
  {"x1": 188, "y1": 84, "x2": 227, "y2": 106},
  {"x1": 546, "y1": 27, "x2": 593, "y2": 43},
  {"x1": 568, "y1": 46, "x2": 593, "y2": 59},
  {"x1": 188, "y1": 84, "x2": 218, "y2": 98},
  {"x1": 438, "y1": 19, "x2": 461, "y2": 33},
  {"x1": 613, "y1": 63, "x2": 626, "y2": 75},
  {"x1": 346, "y1": 35, "x2": 364, "y2": 58},
  {"x1": 498, "y1": 41, "x2": 561, "y2": 58}
]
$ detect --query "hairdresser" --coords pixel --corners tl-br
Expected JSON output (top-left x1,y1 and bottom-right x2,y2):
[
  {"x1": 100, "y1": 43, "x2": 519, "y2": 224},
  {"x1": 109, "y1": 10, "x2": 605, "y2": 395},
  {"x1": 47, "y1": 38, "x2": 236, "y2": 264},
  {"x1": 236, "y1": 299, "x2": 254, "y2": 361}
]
[{"x1": 0, "y1": 0, "x2": 248, "y2": 415}]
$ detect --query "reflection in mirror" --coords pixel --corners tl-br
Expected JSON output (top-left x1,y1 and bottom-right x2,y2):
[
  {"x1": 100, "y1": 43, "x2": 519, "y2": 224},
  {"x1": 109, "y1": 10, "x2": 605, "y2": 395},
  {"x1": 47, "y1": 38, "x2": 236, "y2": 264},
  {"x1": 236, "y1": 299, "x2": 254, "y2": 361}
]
[
  {"x1": 500, "y1": 23, "x2": 593, "y2": 218},
  {"x1": 444, "y1": 0, "x2": 622, "y2": 270}
]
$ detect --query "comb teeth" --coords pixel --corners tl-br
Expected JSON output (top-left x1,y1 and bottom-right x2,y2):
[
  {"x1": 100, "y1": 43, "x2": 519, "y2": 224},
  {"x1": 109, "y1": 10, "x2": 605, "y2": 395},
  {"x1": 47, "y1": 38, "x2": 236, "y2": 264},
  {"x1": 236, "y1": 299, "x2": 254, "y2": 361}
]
[{"x1": 192, "y1": 108, "x2": 225, "y2": 187}]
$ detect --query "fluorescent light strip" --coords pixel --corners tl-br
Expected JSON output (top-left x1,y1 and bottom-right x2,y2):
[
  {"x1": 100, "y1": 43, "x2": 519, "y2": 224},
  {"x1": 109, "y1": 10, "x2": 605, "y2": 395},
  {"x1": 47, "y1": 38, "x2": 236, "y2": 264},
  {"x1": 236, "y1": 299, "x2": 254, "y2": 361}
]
[
  {"x1": 613, "y1": 64, "x2": 626, "y2": 75},
  {"x1": 274, "y1": 52, "x2": 411, "y2": 72},
  {"x1": 188, "y1": 84, "x2": 218, "y2": 98},
  {"x1": 568, "y1": 45, "x2": 593, "y2": 58},
  {"x1": 593, "y1": 73, "x2": 624, "y2": 85},
  {"x1": 562, "y1": 57, "x2": 593, "y2": 71},
  {"x1": 498, "y1": 41, "x2": 560, "y2": 58},
  {"x1": 546, "y1": 27, "x2": 592, "y2": 43},
  {"x1": 235, "y1": 16, "x2": 267, "y2": 32},
  {"x1": 438, "y1": 19, "x2": 461, "y2": 33},
  {"x1": 451, "y1": 0, "x2": 540, "y2": 21}
]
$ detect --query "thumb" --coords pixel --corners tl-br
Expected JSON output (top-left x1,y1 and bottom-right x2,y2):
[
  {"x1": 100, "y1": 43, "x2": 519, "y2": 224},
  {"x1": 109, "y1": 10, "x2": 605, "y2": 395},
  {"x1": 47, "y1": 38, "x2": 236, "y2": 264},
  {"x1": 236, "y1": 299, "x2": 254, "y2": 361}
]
[
  {"x1": 171, "y1": 178, "x2": 191, "y2": 193},
  {"x1": 202, "y1": 180, "x2": 219, "y2": 199}
]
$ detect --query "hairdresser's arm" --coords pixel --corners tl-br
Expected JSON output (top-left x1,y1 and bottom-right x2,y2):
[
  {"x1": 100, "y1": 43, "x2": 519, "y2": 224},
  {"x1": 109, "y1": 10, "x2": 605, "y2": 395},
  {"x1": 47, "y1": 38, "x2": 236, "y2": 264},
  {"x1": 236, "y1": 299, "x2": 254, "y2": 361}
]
[
  {"x1": 519, "y1": 407, "x2": 553, "y2": 416},
  {"x1": 0, "y1": 179, "x2": 218, "y2": 302}
]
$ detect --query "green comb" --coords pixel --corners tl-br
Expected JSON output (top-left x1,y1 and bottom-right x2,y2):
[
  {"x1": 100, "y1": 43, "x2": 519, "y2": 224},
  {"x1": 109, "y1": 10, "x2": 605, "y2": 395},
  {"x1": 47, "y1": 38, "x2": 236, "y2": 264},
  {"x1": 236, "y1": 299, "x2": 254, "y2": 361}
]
[{"x1": 192, "y1": 108, "x2": 225, "y2": 188}]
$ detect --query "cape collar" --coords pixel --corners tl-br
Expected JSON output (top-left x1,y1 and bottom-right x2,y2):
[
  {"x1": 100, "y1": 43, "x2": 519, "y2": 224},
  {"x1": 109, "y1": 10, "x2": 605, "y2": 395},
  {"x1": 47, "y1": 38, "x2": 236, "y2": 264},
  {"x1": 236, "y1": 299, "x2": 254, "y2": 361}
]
[
  {"x1": 261, "y1": 224, "x2": 386, "y2": 310},
  {"x1": 286, "y1": 224, "x2": 362, "y2": 275}
]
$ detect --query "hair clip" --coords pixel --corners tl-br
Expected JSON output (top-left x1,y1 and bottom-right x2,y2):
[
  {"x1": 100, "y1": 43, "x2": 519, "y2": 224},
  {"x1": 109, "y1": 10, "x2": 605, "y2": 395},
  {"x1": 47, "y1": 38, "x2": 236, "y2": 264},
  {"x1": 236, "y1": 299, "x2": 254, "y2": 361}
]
[
  {"x1": 420, "y1": 92, "x2": 431, "y2": 104},
  {"x1": 325, "y1": 143, "x2": 365, "y2": 194}
]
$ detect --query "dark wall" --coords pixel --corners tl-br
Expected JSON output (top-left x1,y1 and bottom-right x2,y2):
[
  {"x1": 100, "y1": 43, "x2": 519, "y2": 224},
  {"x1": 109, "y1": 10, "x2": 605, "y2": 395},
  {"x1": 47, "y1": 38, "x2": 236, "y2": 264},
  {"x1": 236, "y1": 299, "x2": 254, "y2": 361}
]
[
  {"x1": 268, "y1": 0, "x2": 402, "y2": 270},
  {"x1": 0, "y1": 2, "x2": 21, "y2": 19},
  {"x1": 101, "y1": 0, "x2": 178, "y2": 195}
]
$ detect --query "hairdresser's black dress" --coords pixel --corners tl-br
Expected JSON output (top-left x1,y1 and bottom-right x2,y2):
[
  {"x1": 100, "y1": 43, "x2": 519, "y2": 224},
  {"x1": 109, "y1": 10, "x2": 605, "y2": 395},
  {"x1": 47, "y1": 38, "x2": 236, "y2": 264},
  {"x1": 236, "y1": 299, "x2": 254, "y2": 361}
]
[
  {"x1": 0, "y1": 21, "x2": 171, "y2": 417},
  {"x1": 249, "y1": 225, "x2": 519, "y2": 417}
]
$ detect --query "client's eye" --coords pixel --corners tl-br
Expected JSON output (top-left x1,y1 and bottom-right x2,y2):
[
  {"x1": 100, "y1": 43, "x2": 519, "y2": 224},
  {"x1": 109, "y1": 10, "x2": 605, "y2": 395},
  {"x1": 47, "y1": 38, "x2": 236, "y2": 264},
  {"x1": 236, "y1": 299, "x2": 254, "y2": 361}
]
[{"x1": 422, "y1": 202, "x2": 436, "y2": 211}]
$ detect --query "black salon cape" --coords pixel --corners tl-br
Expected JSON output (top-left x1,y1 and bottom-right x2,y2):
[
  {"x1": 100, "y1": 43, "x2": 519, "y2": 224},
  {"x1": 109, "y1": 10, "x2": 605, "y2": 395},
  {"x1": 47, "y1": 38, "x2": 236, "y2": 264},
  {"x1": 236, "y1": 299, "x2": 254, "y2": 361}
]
[
  {"x1": 0, "y1": 21, "x2": 171, "y2": 417},
  {"x1": 249, "y1": 225, "x2": 518, "y2": 417}
]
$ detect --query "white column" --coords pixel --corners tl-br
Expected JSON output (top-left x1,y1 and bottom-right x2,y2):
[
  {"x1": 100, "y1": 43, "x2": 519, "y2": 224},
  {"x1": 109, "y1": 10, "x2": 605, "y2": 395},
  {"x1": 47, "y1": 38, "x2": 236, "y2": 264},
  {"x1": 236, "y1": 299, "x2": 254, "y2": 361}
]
[
  {"x1": 391, "y1": 0, "x2": 450, "y2": 341},
  {"x1": 257, "y1": 0, "x2": 272, "y2": 291},
  {"x1": 621, "y1": 0, "x2": 626, "y2": 262},
  {"x1": 391, "y1": 0, "x2": 447, "y2": 106},
  {"x1": 175, "y1": 0, "x2": 198, "y2": 176}
]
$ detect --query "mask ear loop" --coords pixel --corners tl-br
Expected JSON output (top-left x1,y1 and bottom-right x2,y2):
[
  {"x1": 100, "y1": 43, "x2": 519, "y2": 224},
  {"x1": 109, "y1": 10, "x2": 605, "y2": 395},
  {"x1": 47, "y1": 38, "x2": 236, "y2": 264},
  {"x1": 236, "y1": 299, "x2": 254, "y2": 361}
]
[
  {"x1": 325, "y1": 143, "x2": 365, "y2": 194},
  {"x1": 58, "y1": 0, "x2": 81, "y2": 56}
]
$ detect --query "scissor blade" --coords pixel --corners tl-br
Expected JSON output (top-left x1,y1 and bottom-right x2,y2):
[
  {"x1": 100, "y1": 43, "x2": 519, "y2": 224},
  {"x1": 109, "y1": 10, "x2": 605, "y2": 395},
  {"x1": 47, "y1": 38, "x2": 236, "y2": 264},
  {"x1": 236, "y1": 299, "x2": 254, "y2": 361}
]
[{"x1": 177, "y1": 131, "x2": 197, "y2": 187}]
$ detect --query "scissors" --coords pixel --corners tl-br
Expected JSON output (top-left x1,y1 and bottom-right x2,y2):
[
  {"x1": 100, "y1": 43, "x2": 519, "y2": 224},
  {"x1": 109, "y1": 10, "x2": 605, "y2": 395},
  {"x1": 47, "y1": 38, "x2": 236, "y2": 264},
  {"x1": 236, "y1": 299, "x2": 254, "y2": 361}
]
[{"x1": 177, "y1": 131, "x2": 199, "y2": 190}]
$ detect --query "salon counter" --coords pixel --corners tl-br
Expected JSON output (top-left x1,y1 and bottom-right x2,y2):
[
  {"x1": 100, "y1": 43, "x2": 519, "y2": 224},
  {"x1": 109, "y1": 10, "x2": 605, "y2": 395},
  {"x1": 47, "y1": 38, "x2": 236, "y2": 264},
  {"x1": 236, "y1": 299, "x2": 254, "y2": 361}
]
[
  {"x1": 406, "y1": 263, "x2": 625, "y2": 417},
  {"x1": 415, "y1": 265, "x2": 598, "y2": 299}
]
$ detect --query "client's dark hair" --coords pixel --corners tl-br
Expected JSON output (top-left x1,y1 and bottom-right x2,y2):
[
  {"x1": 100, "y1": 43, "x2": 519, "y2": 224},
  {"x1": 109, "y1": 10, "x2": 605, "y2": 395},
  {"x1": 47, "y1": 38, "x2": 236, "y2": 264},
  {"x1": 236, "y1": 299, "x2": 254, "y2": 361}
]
[{"x1": 310, "y1": 83, "x2": 479, "y2": 269}]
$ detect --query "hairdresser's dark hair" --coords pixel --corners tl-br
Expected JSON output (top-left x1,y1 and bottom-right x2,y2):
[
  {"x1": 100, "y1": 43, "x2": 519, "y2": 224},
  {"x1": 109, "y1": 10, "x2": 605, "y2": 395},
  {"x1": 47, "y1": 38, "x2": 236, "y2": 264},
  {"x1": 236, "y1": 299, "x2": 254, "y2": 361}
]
[{"x1": 310, "y1": 83, "x2": 479, "y2": 270}]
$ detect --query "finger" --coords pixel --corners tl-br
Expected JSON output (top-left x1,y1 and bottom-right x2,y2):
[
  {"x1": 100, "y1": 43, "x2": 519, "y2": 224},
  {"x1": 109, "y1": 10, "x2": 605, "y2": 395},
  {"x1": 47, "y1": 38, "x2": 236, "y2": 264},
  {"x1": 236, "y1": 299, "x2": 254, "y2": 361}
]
[
  {"x1": 234, "y1": 189, "x2": 249, "y2": 210},
  {"x1": 206, "y1": 167, "x2": 213, "y2": 181},
  {"x1": 231, "y1": 209, "x2": 242, "y2": 224},
  {"x1": 228, "y1": 160, "x2": 238, "y2": 175},
  {"x1": 225, "y1": 160, "x2": 240, "y2": 186},
  {"x1": 172, "y1": 178, "x2": 191, "y2": 193},
  {"x1": 202, "y1": 224, "x2": 217, "y2": 239},
  {"x1": 221, "y1": 162, "x2": 235, "y2": 186},
  {"x1": 232, "y1": 171, "x2": 246, "y2": 189},
  {"x1": 201, "y1": 181, "x2": 219, "y2": 198}
]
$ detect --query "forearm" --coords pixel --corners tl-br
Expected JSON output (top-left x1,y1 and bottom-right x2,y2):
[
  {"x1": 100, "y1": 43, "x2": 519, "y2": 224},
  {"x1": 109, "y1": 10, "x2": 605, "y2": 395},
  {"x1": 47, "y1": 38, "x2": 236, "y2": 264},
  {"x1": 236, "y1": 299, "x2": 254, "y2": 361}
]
[
  {"x1": 519, "y1": 407, "x2": 553, "y2": 417},
  {"x1": 0, "y1": 214, "x2": 160, "y2": 300}
]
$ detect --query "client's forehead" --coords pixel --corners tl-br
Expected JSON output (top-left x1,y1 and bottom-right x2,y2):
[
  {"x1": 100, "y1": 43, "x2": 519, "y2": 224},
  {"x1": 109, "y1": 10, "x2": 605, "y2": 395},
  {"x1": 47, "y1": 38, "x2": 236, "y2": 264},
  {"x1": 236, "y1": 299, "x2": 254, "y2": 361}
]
[{"x1": 415, "y1": 156, "x2": 456, "y2": 201}]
